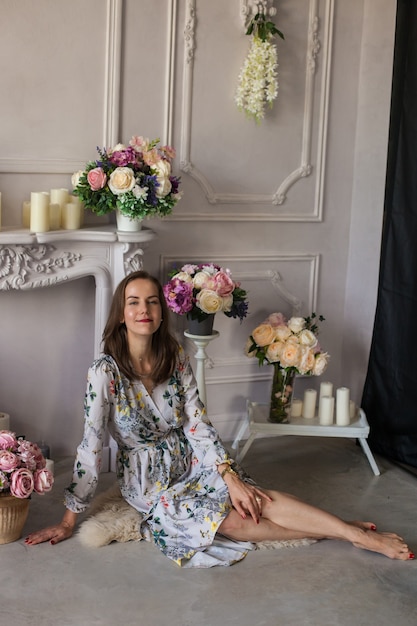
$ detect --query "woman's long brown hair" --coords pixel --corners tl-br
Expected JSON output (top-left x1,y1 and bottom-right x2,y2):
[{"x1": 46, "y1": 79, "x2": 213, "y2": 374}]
[{"x1": 102, "y1": 270, "x2": 180, "y2": 384}]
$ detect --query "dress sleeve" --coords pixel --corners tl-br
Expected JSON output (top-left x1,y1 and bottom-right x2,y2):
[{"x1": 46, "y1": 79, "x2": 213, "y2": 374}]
[
  {"x1": 178, "y1": 354, "x2": 232, "y2": 470},
  {"x1": 63, "y1": 358, "x2": 114, "y2": 513}
]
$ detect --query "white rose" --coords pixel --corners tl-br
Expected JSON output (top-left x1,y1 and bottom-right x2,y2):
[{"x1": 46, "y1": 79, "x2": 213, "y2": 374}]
[
  {"x1": 174, "y1": 271, "x2": 193, "y2": 284},
  {"x1": 221, "y1": 294, "x2": 233, "y2": 312},
  {"x1": 112, "y1": 143, "x2": 126, "y2": 152},
  {"x1": 193, "y1": 271, "x2": 210, "y2": 290},
  {"x1": 298, "y1": 329, "x2": 318, "y2": 348},
  {"x1": 71, "y1": 170, "x2": 84, "y2": 188},
  {"x1": 312, "y1": 352, "x2": 329, "y2": 376},
  {"x1": 266, "y1": 341, "x2": 284, "y2": 363},
  {"x1": 108, "y1": 167, "x2": 136, "y2": 195},
  {"x1": 196, "y1": 289, "x2": 223, "y2": 314},
  {"x1": 275, "y1": 324, "x2": 291, "y2": 341},
  {"x1": 298, "y1": 347, "x2": 316, "y2": 375},
  {"x1": 152, "y1": 159, "x2": 171, "y2": 178},
  {"x1": 155, "y1": 176, "x2": 172, "y2": 198},
  {"x1": 287, "y1": 317, "x2": 306, "y2": 333}
]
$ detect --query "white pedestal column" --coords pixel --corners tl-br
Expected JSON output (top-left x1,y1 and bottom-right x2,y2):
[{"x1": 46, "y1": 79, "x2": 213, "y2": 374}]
[{"x1": 184, "y1": 330, "x2": 219, "y2": 411}]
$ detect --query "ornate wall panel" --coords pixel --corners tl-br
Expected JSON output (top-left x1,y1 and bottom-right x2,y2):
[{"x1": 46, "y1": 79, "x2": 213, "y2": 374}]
[{"x1": 177, "y1": 0, "x2": 334, "y2": 221}]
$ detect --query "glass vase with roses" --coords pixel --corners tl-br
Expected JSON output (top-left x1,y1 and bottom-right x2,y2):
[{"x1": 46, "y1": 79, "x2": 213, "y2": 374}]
[
  {"x1": 245, "y1": 312, "x2": 329, "y2": 423},
  {"x1": 71, "y1": 135, "x2": 182, "y2": 221},
  {"x1": 163, "y1": 264, "x2": 248, "y2": 334}
]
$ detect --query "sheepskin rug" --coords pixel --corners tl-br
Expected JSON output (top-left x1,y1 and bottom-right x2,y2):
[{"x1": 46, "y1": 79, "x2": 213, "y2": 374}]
[{"x1": 77, "y1": 484, "x2": 316, "y2": 551}]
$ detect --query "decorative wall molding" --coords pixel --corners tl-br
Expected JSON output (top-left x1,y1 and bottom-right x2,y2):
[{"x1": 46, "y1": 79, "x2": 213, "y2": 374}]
[
  {"x1": 177, "y1": 0, "x2": 334, "y2": 222},
  {"x1": 103, "y1": 0, "x2": 123, "y2": 147},
  {"x1": 239, "y1": 0, "x2": 277, "y2": 31}
]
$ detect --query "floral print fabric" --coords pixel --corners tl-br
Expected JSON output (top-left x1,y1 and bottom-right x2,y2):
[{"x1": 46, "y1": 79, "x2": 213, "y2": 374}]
[{"x1": 64, "y1": 352, "x2": 252, "y2": 567}]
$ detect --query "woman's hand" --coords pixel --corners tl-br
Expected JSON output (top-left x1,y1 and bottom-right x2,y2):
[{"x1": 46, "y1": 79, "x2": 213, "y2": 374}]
[
  {"x1": 221, "y1": 469, "x2": 271, "y2": 523},
  {"x1": 25, "y1": 510, "x2": 77, "y2": 546}
]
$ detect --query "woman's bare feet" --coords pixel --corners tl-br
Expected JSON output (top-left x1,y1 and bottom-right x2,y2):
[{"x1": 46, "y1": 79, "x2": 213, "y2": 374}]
[{"x1": 352, "y1": 528, "x2": 414, "y2": 560}]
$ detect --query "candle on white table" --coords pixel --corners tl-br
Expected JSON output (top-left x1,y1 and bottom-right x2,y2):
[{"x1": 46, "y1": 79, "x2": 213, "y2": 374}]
[
  {"x1": 319, "y1": 381, "x2": 333, "y2": 421},
  {"x1": 0, "y1": 412, "x2": 10, "y2": 430},
  {"x1": 50, "y1": 188, "x2": 70, "y2": 227},
  {"x1": 62, "y1": 202, "x2": 81, "y2": 229},
  {"x1": 290, "y1": 398, "x2": 303, "y2": 417},
  {"x1": 336, "y1": 387, "x2": 350, "y2": 425},
  {"x1": 49, "y1": 203, "x2": 61, "y2": 230},
  {"x1": 30, "y1": 192, "x2": 50, "y2": 232},
  {"x1": 319, "y1": 396, "x2": 334, "y2": 425},
  {"x1": 302, "y1": 389, "x2": 317, "y2": 419},
  {"x1": 22, "y1": 201, "x2": 31, "y2": 228}
]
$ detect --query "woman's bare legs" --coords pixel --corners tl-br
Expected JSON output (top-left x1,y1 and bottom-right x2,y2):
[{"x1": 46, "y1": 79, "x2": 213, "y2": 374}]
[{"x1": 219, "y1": 489, "x2": 413, "y2": 561}]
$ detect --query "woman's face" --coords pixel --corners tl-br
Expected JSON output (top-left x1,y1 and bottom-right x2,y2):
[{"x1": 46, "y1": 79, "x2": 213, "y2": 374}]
[{"x1": 122, "y1": 278, "x2": 162, "y2": 339}]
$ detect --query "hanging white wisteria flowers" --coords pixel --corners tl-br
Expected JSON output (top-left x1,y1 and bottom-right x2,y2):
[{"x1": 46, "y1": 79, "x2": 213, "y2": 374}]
[{"x1": 235, "y1": 10, "x2": 284, "y2": 123}]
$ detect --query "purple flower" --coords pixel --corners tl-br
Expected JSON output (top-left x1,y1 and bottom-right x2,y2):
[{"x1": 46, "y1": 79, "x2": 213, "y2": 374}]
[
  {"x1": 163, "y1": 279, "x2": 194, "y2": 315},
  {"x1": 109, "y1": 146, "x2": 138, "y2": 167}
]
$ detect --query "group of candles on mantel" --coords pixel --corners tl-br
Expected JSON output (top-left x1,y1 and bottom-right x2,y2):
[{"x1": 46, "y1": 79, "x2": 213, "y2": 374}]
[
  {"x1": 290, "y1": 381, "x2": 357, "y2": 426},
  {"x1": 23, "y1": 188, "x2": 84, "y2": 233},
  {"x1": 0, "y1": 411, "x2": 54, "y2": 475}
]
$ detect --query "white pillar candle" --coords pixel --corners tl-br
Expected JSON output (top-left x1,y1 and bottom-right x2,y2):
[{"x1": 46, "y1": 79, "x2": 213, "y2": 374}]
[
  {"x1": 302, "y1": 389, "x2": 317, "y2": 419},
  {"x1": 349, "y1": 400, "x2": 356, "y2": 419},
  {"x1": 62, "y1": 202, "x2": 81, "y2": 230},
  {"x1": 50, "y1": 188, "x2": 69, "y2": 208},
  {"x1": 290, "y1": 398, "x2": 303, "y2": 418},
  {"x1": 30, "y1": 192, "x2": 50, "y2": 232},
  {"x1": 319, "y1": 381, "x2": 333, "y2": 404},
  {"x1": 49, "y1": 203, "x2": 61, "y2": 230},
  {"x1": 70, "y1": 195, "x2": 84, "y2": 225},
  {"x1": 0, "y1": 412, "x2": 11, "y2": 430},
  {"x1": 336, "y1": 387, "x2": 350, "y2": 425},
  {"x1": 22, "y1": 201, "x2": 31, "y2": 228},
  {"x1": 319, "y1": 396, "x2": 334, "y2": 425},
  {"x1": 45, "y1": 459, "x2": 54, "y2": 475}
]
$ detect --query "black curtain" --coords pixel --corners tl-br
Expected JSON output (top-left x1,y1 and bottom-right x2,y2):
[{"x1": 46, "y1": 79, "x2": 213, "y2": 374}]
[{"x1": 362, "y1": 0, "x2": 417, "y2": 468}]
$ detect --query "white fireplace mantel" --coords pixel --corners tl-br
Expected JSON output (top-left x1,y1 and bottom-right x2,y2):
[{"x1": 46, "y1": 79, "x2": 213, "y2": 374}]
[{"x1": 0, "y1": 225, "x2": 156, "y2": 357}]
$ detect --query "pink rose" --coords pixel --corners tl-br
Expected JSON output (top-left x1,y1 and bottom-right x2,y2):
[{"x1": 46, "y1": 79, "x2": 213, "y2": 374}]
[
  {"x1": 87, "y1": 167, "x2": 107, "y2": 191},
  {"x1": 265, "y1": 312, "x2": 286, "y2": 327},
  {"x1": 17, "y1": 440, "x2": 39, "y2": 470},
  {"x1": 0, "y1": 430, "x2": 18, "y2": 451},
  {"x1": 0, "y1": 450, "x2": 20, "y2": 472},
  {"x1": 33, "y1": 468, "x2": 54, "y2": 495},
  {"x1": 10, "y1": 468, "x2": 34, "y2": 498},
  {"x1": 213, "y1": 271, "x2": 235, "y2": 296},
  {"x1": 0, "y1": 470, "x2": 10, "y2": 491}
]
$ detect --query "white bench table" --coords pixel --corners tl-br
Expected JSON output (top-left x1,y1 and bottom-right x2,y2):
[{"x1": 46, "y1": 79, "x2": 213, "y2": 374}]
[{"x1": 231, "y1": 401, "x2": 380, "y2": 476}]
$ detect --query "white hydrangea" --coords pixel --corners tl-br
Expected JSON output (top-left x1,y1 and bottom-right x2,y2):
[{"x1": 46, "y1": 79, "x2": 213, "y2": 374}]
[{"x1": 235, "y1": 36, "x2": 278, "y2": 123}]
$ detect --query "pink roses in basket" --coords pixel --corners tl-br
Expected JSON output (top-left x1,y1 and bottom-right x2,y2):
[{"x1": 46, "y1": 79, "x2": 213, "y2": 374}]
[{"x1": 0, "y1": 431, "x2": 54, "y2": 499}]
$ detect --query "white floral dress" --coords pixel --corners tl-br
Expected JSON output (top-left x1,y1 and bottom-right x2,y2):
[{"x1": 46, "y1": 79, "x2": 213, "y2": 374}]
[{"x1": 64, "y1": 352, "x2": 253, "y2": 568}]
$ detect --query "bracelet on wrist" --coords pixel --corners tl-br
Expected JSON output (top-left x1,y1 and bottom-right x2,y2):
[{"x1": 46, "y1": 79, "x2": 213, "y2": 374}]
[{"x1": 220, "y1": 465, "x2": 238, "y2": 479}]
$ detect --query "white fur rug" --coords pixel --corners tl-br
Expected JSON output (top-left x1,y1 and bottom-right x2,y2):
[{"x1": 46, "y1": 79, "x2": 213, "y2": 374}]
[{"x1": 77, "y1": 484, "x2": 316, "y2": 551}]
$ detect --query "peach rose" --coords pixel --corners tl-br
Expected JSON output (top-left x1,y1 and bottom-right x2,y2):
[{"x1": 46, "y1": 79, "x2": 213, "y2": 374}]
[
  {"x1": 252, "y1": 323, "x2": 276, "y2": 347},
  {"x1": 298, "y1": 347, "x2": 316, "y2": 374},
  {"x1": 87, "y1": 167, "x2": 107, "y2": 191},
  {"x1": 108, "y1": 167, "x2": 136, "y2": 195},
  {"x1": 275, "y1": 324, "x2": 292, "y2": 341},
  {"x1": 279, "y1": 341, "x2": 302, "y2": 368},
  {"x1": 266, "y1": 341, "x2": 284, "y2": 363},
  {"x1": 197, "y1": 289, "x2": 223, "y2": 314}
]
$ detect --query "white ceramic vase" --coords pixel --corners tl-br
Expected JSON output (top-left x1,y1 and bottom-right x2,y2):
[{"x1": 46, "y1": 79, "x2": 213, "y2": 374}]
[{"x1": 116, "y1": 210, "x2": 143, "y2": 232}]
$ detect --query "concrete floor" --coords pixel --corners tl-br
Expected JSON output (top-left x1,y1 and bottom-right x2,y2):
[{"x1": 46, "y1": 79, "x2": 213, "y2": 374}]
[{"x1": 2, "y1": 435, "x2": 417, "y2": 626}]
